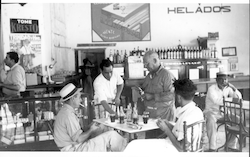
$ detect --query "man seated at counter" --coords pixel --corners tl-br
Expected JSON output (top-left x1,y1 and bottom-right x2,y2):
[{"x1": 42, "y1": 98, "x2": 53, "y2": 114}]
[
  {"x1": 0, "y1": 51, "x2": 26, "y2": 97},
  {"x1": 93, "y1": 58, "x2": 124, "y2": 118},
  {"x1": 203, "y1": 72, "x2": 242, "y2": 152},
  {"x1": 53, "y1": 83, "x2": 127, "y2": 152},
  {"x1": 124, "y1": 78, "x2": 204, "y2": 152},
  {"x1": 134, "y1": 50, "x2": 176, "y2": 138}
]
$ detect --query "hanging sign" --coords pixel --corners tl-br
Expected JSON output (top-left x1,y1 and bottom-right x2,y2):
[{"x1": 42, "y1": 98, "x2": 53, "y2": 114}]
[{"x1": 10, "y1": 18, "x2": 39, "y2": 33}]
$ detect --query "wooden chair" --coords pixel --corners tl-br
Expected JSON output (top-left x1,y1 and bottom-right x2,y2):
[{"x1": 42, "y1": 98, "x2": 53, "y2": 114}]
[
  {"x1": 216, "y1": 106, "x2": 226, "y2": 131},
  {"x1": 183, "y1": 119, "x2": 206, "y2": 152},
  {"x1": 222, "y1": 97, "x2": 249, "y2": 152}
]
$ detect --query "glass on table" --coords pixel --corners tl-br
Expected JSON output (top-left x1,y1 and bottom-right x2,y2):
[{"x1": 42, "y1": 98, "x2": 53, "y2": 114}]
[
  {"x1": 133, "y1": 117, "x2": 138, "y2": 124},
  {"x1": 119, "y1": 115, "x2": 125, "y2": 124},
  {"x1": 142, "y1": 114, "x2": 149, "y2": 124},
  {"x1": 143, "y1": 111, "x2": 150, "y2": 117},
  {"x1": 110, "y1": 113, "x2": 116, "y2": 122}
]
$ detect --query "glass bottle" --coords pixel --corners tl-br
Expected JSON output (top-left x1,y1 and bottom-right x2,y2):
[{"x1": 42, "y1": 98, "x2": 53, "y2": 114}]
[
  {"x1": 119, "y1": 106, "x2": 125, "y2": 124},
  {"x1": 120, "y1": 50, "x2": 124, "y2": 63},
  {"x1": 113, "y1": 49, "x2": 117, "y2": 63},
  {"x1": 214, "y1": 47, "x2": 217, "y2": 58},
  {"x1": 116, "y1": 50, "x2": 121, "y2": 63},
  {"x1": 109, "y1": 49, "x2": 113, "y2": 62},
  {"x1": 132, "y1": 103, "x2": 138, "y2": 124},
  {"x1": 126, "y1": 103, "x2": 132, "y2": 122}
]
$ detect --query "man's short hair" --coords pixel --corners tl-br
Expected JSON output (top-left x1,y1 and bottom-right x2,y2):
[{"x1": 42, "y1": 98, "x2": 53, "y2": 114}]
[
  {"x1": 144, "y1": 50, "x2": 159, "y2": 59},
  {"x1": 173, "y1": 78, "x2": 197, "y2": 100},
  {"x1": 7, "y1": 51, "x2": 19, "y2": 63},
  {"x1": 100, "y1": 58, "x2": 113, "y2": 70}
]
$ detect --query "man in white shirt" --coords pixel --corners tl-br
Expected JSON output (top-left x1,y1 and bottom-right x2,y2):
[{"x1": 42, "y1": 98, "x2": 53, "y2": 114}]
[
  {"x1": 124, "y1": 78, "x2": 204, "y2": 152},
  {"x1": 0, "y1": 51, "x2": 26, "y2": 97},
  {"x1": 203, "y1": 72, "x2": 242, "y2": 152},
  {"x1": 54, "y1": 83, "x2": 127, "y2": 151},
  {"x1": 93, "y1": 59, "x2": 124, "y2": 118}
]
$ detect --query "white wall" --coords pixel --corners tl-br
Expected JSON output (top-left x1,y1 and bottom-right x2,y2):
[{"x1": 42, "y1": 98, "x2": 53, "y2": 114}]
[
  {"x1": 65, "y1": 3, "x2": 249, "y2": 75},
  {"x1": 1, "y1": 3, "x2": 249, "y2": 75}
]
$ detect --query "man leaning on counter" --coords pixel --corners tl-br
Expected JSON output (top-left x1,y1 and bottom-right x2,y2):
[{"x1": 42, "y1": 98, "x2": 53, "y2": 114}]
[{"x1": 0, "y1": 51, "x2": 26, "y2": 97}]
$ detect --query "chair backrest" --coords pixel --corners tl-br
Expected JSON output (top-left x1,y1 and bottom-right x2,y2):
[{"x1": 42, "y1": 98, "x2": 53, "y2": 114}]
[
  {"x1": 223, "y1": 97, "x2": 247, "y2": 133},
  {"x1": 183, "y1": 119, "x2": 205, "y2": 152}
]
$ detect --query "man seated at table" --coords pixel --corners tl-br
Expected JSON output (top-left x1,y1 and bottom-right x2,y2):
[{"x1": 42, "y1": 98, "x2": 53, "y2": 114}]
[
  {"x1": 93, "y1": 58, "x2": 124, "y2": 118},
  {"x1": 203, "y1": 72, "x2": 242, "y2": 152},
  {"x1": 124, "y1": 78, "x2": 204, "y2": 152},
  {"x1": 53, "y1": 83, "x2": 127, "y2": 152}
]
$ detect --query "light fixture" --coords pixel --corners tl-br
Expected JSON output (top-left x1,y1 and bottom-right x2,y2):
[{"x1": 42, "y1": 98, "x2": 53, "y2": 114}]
[{"x1": 19, "y1": 3, "x2": 26, "y2": 6}]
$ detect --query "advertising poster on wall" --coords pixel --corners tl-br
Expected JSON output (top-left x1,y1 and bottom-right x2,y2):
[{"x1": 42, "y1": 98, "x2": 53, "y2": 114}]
[
  {"x1": 91, "y1": 3, "x2": 151, "y2": 42},
  {"x1": 9, "y1": 34, "x2": 42, "y2": 75}
]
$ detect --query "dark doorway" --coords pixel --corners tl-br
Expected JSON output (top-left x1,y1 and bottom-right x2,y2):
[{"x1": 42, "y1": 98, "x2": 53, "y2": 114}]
[{"x1": 75, "y1": 48, "x2": 105, "y2": 100}]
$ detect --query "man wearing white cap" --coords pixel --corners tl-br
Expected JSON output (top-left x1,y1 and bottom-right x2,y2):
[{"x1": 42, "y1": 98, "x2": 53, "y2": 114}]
[
  {"x1": 53, "y1": 83, "x2": 127, "y2": 151},
  {"x1": 203, "y1": 72, "x2": 242, "y2": 152}
]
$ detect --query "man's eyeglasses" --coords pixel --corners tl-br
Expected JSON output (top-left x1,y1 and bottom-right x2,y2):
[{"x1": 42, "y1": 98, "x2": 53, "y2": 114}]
[{"x1": 144, "y1": 62, "x2": 149, "y2": 67}]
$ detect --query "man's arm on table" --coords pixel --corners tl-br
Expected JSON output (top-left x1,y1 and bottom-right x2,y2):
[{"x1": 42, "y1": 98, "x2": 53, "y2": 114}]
[
  {"x1": 157, "y1": 119, "x2": 183, "y2": 152},
  {"x1": 0, "y1": 82, "x2": 19, "y2": 91}
]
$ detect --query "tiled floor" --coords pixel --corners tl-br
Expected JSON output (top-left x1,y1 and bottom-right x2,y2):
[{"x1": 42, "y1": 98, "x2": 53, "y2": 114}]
[
  {"x1": 132, "y1": 124, "x2": 249, "y2": 152},
  {"x1": 203, "y1": 125, "x2": 249, "y2": 152}
]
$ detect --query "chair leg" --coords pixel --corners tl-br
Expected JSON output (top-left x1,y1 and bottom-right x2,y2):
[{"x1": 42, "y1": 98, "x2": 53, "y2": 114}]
[
  {"x1": 243, "y1": 136, "x2": 246, "y2": 147},
  {"x1": 225, "y1": 133, "x2": 232, "y2": 152},
  {"x1": 239, "y1": 135, "x2": 243, "y2": 152}
]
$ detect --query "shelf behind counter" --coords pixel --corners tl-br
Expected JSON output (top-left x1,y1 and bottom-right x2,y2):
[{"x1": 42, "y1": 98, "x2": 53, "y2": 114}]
[{"x1": 125, "y1": 75, "x2": 250, "y2": 101}]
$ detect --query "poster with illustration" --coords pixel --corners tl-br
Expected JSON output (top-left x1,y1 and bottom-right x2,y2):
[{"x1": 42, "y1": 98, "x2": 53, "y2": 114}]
[
  {"x1": 91, "y1": 3, "x2": 151, "y2": 42},
  {"x1": 9, "y1": 34, "x2": 42, "y2": 75}
]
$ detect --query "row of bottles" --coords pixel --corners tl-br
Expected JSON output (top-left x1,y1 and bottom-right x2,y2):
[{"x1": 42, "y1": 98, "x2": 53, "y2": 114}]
[
  {"x1": 108, "y1": 45, "x2": 218, "y2": 64},
  {"x1": 108, "y1": 46, "x2": 145, "y2": 64},
  {"x1": 155, "y1": 46, "x2": 218, "y2": 60},
  {"x1": 117, "y1": 102, "x2": 138, "y2": 124},
  {"x1": 117, "y1": 103, "x2": 139, "y2": 124}
]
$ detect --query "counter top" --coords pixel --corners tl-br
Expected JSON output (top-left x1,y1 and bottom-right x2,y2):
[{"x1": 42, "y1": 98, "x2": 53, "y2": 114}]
[
  {"x1": 192, "y1": 75, "x2": 250, "y2": 85},
  {"x1": 0, "y1": 94, "x2": 61, "y2": 103},
  {"x1": 26, "y1": 83, "x2": 65, "y2": 89},
  {"x1": 126, "y1": 75, "x2": 250, "y2": 93}
]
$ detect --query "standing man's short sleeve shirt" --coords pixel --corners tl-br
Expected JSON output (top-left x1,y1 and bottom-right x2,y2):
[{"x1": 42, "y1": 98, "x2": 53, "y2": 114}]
[{"x1": 93, "y1": 71, "x2": 123, "y2": 104}]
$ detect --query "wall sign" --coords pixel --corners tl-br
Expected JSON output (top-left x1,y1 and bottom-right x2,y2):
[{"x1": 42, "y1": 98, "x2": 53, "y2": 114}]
[
  {"x1": 91, "y1": 3, "x2": 151, "y2": 42},
  {"x1": 10, "y1": 18, "x2": 39, "y2": 33},
  {"x1": 222, "y1": 47, "x2": 237, "y2": 57},
  {"x1": 9, "y1": 34, "x2": 42, "y2": 74},
  {"x1": 167, "y1": 5, "x2": 231, "y2": 14}
]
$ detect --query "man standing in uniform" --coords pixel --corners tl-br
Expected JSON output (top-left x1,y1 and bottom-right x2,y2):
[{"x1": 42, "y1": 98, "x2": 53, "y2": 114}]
[
  {"x1": 204, "y1": 72, "x2": 242, "y2": 152},
  {"x1": 136, "y1": 50, "x2": 176, "y2": 138}
]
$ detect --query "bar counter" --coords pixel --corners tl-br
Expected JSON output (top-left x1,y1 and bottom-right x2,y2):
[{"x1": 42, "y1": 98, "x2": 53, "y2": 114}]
[
  {"x1": 125, "y1": 75, "x2": 250, "y2": 101},
  {"x1": 0, "y1": 94, "x2": 61, "y2": 146},
  {"x1": 125, "y1": 75, "x2": 249, "y2": 90},
  {"x1": 192, "y1": 75, "x2": 250, "y2": 93}
]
